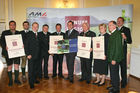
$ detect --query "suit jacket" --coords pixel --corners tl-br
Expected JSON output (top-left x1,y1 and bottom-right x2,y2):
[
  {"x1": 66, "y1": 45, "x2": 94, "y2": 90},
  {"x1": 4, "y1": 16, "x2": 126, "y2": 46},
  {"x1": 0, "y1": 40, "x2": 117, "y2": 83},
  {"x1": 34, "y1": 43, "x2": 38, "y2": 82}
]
[
  {"x1": 20, "y1": 30, "x2": 30, "y2": 45},
  {"x1": 119, "y1": 26, "x2": 132, "y2": 45},
  {"x1": 52, "y1": 31, "x2": 65, "y2": 38},
  {"x1": 79, "y1": 30, "x2": 96, "y2": 58},
  {"x1": 65, "y1": 29, "x2": 79, "y2": 56},
  {"x1": 99, "y1": 33, "x2": 110, "y2": 56},
  {"x1": 20, "y1": 30, "x2": 31, "y2": 53},
  {"x1": 0, "y1": 30, "x2": 20, "y2": 58},
  {"x1": 65, "y1": 29, "x2": 79, "y2": 39},
  {"x1": 107, "y1": 30, "x2": 124, "y2": 63},
  {"x1": 38, "y1": 31, "x2": 51, "y2": 56},
  {"x1": 25, "y1": 31, "x2": 40, "y2": 60}
]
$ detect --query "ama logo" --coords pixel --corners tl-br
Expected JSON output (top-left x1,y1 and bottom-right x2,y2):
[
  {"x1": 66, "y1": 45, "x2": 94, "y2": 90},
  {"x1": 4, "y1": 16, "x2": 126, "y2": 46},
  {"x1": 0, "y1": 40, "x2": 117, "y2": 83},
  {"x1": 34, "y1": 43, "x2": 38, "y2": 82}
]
[{"x1": 28, "y1": 11, "x2": 47, "y2": 18}]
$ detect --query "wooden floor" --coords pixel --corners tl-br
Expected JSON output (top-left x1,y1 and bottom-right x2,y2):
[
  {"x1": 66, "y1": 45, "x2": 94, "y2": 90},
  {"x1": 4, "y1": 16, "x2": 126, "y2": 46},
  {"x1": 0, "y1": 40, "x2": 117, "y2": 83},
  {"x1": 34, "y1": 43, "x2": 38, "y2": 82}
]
[{"x1": 0, "y1": 68, "x2": 140, "y2": 93}]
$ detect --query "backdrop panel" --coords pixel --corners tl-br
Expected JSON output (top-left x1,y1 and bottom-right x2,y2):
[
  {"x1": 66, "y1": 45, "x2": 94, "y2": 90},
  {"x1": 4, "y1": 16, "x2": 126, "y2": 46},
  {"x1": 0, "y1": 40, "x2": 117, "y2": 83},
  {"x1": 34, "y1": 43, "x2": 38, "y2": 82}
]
[{"x1": 27, "y1": 4, "x2": 133, "y2": 75}]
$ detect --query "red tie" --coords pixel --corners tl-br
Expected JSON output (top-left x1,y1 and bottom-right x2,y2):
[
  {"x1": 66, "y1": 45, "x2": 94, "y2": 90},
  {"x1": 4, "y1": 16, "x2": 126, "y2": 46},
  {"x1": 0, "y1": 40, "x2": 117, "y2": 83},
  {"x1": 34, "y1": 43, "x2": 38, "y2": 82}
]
[{"x1": 35, "y1": 33, "x2": 37, "y2": 38}]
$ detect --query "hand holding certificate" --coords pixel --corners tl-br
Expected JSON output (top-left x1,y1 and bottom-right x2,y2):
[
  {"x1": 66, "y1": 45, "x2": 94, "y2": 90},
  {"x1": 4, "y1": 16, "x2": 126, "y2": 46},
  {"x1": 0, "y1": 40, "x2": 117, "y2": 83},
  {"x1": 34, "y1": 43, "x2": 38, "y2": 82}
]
[
  {"x1": 5, "y1": 34, "x2": 25, "y2": 59},
  {"x1": 77, "y1": 36, "x2": 91, "y2": 59},
  {"x1": 49, "y1": 35, "x2": 63, "y2": 54}
]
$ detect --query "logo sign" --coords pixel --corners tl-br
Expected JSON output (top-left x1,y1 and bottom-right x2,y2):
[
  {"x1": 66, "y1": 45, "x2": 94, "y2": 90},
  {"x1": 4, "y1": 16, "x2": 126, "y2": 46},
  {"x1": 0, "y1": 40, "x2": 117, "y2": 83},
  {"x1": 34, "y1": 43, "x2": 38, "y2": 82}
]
[
  {"x1": 96, "y1": 43, "x2": 100, "y2": 48},
  {"x1": 28, "y1": 11, "x2": 47, "y2": 18},
  {"x1": 12, "y1": 41, "x2": 17, "y2": 46},
  {"x1": 82, "y1": 43, "x2": 86, "y2": 47}
]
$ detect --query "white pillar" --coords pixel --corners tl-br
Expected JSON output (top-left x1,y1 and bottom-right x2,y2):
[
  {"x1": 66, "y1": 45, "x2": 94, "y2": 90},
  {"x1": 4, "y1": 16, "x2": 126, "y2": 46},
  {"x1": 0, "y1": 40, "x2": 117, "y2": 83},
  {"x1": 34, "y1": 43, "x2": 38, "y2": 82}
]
[
  {"x1": 8, "y1": 0, "x2": 14, "y2": 21},
  {"x1": 44, "y1": 0, "x2": 51, "y2": 8},
  {"x1": 79, "y1": 0, "x2": 84, "y2": 8}
]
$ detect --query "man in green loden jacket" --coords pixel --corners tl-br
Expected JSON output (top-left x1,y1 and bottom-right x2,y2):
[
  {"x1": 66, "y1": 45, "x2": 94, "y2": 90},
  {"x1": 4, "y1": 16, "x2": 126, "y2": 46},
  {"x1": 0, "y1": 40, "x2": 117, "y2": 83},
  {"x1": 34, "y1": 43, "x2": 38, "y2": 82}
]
[{"x1": 107, "y1": 21, "x2": 124, "y2": 93}]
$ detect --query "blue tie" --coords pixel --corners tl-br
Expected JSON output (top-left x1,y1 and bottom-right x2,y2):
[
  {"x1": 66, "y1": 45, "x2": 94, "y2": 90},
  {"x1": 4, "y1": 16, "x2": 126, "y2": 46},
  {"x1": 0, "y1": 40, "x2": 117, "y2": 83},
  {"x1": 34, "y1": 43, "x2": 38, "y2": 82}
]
[{"x1": 68, "y1": 30, "x2": 71, "y2": 36}]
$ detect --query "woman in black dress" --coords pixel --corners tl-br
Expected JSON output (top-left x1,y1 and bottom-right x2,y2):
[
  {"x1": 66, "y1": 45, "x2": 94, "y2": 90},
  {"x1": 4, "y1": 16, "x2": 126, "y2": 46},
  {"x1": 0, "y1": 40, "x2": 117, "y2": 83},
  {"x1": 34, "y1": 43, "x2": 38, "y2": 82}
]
[{"x1": 93, "y1": 23, "x2": 110, "y2": 86}]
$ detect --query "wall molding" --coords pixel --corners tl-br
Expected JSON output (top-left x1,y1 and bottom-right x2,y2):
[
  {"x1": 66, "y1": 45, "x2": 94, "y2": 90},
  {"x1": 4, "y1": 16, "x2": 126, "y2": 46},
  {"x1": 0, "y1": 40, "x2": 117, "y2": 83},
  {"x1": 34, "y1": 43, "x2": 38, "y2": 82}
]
[
  {"x1": 79, "y1": 0, "x2": 84, "y2": 8},
  {"x1": 44, "y1": 0, "x2": 51, "y2": 8},
  {"x1": 8, "y1": 0, "x2": 14, "y2": 21}
]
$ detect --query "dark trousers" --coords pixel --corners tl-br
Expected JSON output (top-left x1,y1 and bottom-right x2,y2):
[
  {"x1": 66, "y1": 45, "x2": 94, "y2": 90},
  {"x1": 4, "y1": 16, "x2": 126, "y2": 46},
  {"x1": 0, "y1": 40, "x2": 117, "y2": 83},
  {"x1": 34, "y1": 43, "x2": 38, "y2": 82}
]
[
  {"x1": 120, "y1": 44, "x2": 127, "y2": 86},
  {"x1": 39, "y1": 54, "x2": 49, "y2": 78},
  {"x1": 65, "y1": 53, "x2": 76, "y2": 80},
  {"x1": 28, "y1": 58, "x2": 39, "y2": 87},
  {"x1": 5, "y1": 57, "x2": 20, "y2": 66},
  {"x1": 53, "y1": 54, "x2": 64, "y2": 76},
  {"x1": 80, "y1": 58, "x2": 92, "y2": 81},
  {"x1": 110, "y1": 62, "x2": 120, "y2": 90}
]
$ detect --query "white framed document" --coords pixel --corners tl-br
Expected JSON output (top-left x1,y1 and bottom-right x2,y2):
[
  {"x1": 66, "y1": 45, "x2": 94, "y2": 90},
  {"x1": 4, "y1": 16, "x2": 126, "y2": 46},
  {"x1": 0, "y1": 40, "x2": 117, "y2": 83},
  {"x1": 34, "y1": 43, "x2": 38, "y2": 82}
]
[
  {"x1": 5, "y1": 34, "x2": 25, "y2": 59},
  {"x1": 49, "y1": 35, "x2": 63, "y2": 54},
  {"x1": 77, "y1": 36, "x2": 91, "y2": 59},
  {"x1": 93, "y1": 36, "x2": 104, "y2": 59}
]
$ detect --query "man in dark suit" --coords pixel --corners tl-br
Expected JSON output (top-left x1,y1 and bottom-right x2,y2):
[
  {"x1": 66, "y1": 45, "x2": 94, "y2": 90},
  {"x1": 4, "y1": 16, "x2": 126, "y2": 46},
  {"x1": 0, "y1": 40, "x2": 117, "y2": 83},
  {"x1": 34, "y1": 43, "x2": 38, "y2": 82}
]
[
  {"x1": 0, "y1": 20, "x2": 21, "y2": 86},
  {"x1": 107, "y1": 21, "x2": 124, "y2": 93},
  {"x1": 20, "y1": 21, "x2": 30, "y2": 82},
  {"x1": 79, "y1": 23, "x2": 96, "y2": 84},
  {"x1": 117, "y1": 17, "x2": 132, "y2": 88},
  {"x1": 52, "y1": 23, "x2": 65, "y2": 78},
  {"x1": 38, "y1": 24, "x2": 51, "y2": 79},
  {"x1": 25, "y1": 22, "x2": 40, "y2": 89},
  {"x1": 65, "y1": 21, "x2": 79, "y2": 83}
]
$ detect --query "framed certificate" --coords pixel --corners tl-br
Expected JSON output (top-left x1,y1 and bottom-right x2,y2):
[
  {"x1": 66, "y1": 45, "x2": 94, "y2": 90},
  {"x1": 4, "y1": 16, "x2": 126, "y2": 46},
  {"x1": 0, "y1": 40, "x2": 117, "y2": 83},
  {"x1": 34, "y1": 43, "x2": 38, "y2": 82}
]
[
  {"x1": 57, "y1": 39, "x2": 78, "y2": 54},
  {"x1": 49, "y1": 35, "x2": 63, "y2": 54},
  {"x1": 5, "y1": 34, "x2": 25, "y2": 59},
  {"x1": 77, "y1": 36, "x2": 91, "y2": 59},
  {"x1": 57, "y1": 39, "x2": 69, "y2": 54},
  {"x1": 93, "y1": 36, "x2": 105, "y2": 59}
]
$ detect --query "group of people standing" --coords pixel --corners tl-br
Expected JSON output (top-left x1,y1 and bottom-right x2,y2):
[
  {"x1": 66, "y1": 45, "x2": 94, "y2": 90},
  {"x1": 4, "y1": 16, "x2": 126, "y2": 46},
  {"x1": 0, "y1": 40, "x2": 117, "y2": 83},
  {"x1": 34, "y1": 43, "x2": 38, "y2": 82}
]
[{"x1": 0, "y1": 16, "x2": 132, "y2": 93}]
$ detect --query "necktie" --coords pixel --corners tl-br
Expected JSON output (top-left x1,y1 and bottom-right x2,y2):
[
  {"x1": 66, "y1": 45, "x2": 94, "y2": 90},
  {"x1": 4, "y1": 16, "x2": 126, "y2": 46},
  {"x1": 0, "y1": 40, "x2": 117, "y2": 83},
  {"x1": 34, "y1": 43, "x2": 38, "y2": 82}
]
[
  {"x1": 68, "y1": 31, "x2": 71, "y2": 36},
  {"x1": 84, "y1": 32, "x2": 86, "y2": 36},
  {"x1": 35, "y1": 33, "x2": 37, "y2": 38}
]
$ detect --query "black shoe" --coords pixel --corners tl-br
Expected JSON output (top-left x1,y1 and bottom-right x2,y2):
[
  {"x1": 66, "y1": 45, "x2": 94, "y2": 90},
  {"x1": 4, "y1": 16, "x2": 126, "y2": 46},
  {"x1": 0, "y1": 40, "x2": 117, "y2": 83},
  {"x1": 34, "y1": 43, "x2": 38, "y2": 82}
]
[
  {"x1": 108, "y1": 89, "x2": 120, "y2": 93},
  {"x1": 70, "y1": 79, "x2": 74, "y2": 83},
  {"x1": 52, "y1": 75, "x2": 57, "y2": 78},
  {"x1": 98, "y1": 82, "x2": 105, "y2": 86},
  {"x1": 86, "y1": 81, "x2": 91, "y2": 84},
  {"x1": 93, "y1": 81, "x2": 100, "y2": 85},
  {"x1": 65, "y1": 77, "x2": 69, "y2": 80},
  {"x1": 58, "y1": 75, "x2": 64, "y2": 78},
  {"x1": 35, "y1": 80, "x2": 40, "y2": 84},
  {"x1": 106, "y1": 86, "x2": 113, "y2": 90},
  {"x1": 78, "y1": 78, "x2": 85, "y2": 82},
  {"x1": 44, "y1": 76, "x2": 49, "y2": 79},
  {"x1": 30, "y1": 84, "x2": 34, "y2": 89},
  {"x1": 14, "y1": 80, "x2": 21, "y2": 85},
  {"x1": 8, "y1": 81, "x2": 13, "y2": 86}
]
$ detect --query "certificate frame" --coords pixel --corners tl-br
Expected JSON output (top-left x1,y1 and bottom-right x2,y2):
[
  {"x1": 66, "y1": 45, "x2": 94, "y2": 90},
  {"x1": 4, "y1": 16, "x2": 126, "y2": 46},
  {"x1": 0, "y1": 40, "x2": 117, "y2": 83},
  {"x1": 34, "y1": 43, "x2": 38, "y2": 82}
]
[
  {"x1": 77, "y1": 36, "x2": 91, "y2": 59},
  {"x1": 49, "y1": 35, "x2": 63, "y2": 54},
  {"x1": 5, "y1": 34, "x2": 25, "y2": 58},
  {"x1": 93, "y1": 36, "x2": 105, "y2": 59}
]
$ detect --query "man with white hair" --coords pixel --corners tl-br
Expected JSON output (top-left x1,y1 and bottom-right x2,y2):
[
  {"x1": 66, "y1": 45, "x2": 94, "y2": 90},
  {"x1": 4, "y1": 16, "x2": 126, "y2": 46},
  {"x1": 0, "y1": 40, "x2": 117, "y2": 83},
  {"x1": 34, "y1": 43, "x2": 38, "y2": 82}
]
[
  {"x1": 107, "y1": 21, "x2": 124, "y2": 93},
  {"x1": 78, "y1": 23, "x2": 96, "y2": 84}
]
